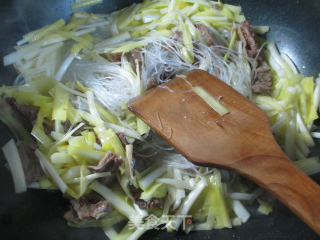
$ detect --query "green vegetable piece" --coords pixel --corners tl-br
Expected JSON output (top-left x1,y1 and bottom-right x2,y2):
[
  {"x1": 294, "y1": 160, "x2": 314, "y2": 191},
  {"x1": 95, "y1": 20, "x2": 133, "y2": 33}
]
[
  {"x1": 68, "y1": 136, "x2": 87, "y2": 146},
  {"x1": 94, "y1": 126, "x2": 125, "y2": 158},
  {"x1": 70, "y1": 34, "x2": 94, "y2": 55},
  {"x1": 111, "y1": 40, "x2": 148, "y2": 53},
  {"x1": 52, "y1": 84, "x2": 69, "y2": 121},
  {"x1": 13, "y1": 91, "x2": 52, "y2": 107},
  {"x1": 0, "y1": 97, "x2": 34, "y2": 142},
  {"x1": 71, "y1": 0, "x2": 103, "y2": 10},
  {"x1": 79, "y1": 164, "x2": 87, "y2": 197},
  {"x1": 23, "y1": 18, "x2": 66, "y2": 42},
  {"x1": 140, "y1": 181, "x2": 168, "y2": 200},
  {"x1": 79, "y1": 110, "x2": 104, "y2": 126},
  {"x1": 295, "y1": 157, "x2": 320, "y2": 175},
  {"x1": 136, "y1": 118, "x2": 149, "y2": 135},
  {"x1": 257, "y1": 203, "x2": 273, "y2": 215},
  {"x1": 301, "y1": 77, "x2": 318, "y2": 125},
  {"x1": 81, "y1": 130, "x2": 96, "y2": 147},
  {"x1": 67, "y1": 103, "x2": 82, "y2": 125},
  {"x1": 224, "y1": 30, "x2": 237, "y2": 60},
  {"x1": 28, "y1": 77, "x2": 57, "y2": 95},
  {"x1": 39, "y1": 177, "x2": 56, "y2": 189},
  {"x1": 190, "y1": 172, "x2": 231, "y2": 229},
  {"x1": 51, "y1": 152, "x2": 74, "y2": 165},
  {"x1": 32, "y1": 108, "x2": 54, "y2": 147},
  {"x1": 205, "y1": 174, "x2": 231, "y2": 228},
  {"x1": 117, "y1": 3, "x2": 141, "y2": 30},
  {"x1": 63, "y1": 16, "x2": 89, "y2": 31},
  {"x1": 68, "y1": 145, "x2": 105, "y2": 162},
  {"x1": 221, "y1": 4, "x2": 234, "y2": 20},
  {"x1": 193, "y1": 86, "x2": 229, "y2": 116},
  {"x1": 96, "y1": 103, "x2": 119, "y2": 124},
  {"x1": 90, "y1": 181, "x2": 140, "y2": 224}
]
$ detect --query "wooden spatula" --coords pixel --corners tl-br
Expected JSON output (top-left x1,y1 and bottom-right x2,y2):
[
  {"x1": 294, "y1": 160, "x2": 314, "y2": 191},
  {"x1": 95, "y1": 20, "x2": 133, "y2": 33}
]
[{"x1": 128, "y1": 69, "x2": 320, "y2": 234}]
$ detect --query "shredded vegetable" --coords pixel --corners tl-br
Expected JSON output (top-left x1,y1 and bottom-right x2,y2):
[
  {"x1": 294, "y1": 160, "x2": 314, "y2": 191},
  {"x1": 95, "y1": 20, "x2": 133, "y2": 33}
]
[
  {"x1": 71, "y1": 0, "x2": 103, "y2": 10},
  {"x1": 2, "y1": 139, "x2": 27, "y2": 193},
  {"x1": 193, "y1": 86, "x2": 229, "y2": 116}
]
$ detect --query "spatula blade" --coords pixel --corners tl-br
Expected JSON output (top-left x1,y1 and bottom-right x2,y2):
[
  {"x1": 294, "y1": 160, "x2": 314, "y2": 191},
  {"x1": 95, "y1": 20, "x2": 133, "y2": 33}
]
[{"x1": 128, "y1": 69, "x2": 281, "y2": 167}]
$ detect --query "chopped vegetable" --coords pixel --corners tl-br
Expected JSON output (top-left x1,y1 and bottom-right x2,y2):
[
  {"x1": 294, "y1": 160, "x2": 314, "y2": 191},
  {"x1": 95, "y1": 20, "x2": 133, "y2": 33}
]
[
  {"x1": 295, "y1": 157, "x2": 320, "y2": 175},
  {"x1": 52, "y1": 84, "x2": 69, "y2": 121},
  {"x1": 71, "y1": 0, "x2": 103, "y2": 10},
  {"x1": 232, "y1": 200, "x2": 250, "y2": 223},
  {"x1": 167, "y1": 177, "x2": 207, "y2": 231},
  {"x1": 35, "y1": 149, "x2": 68, "y2": 193},
  {"x1": 2, "y1": 139, "x2": 27, "y2": 193},
  {"x1": 257, "y1": 203, "x2": 273, "y2": 215},
  {"x1": 90, "y1": 181, "x2": 142, "y2": 224},
  {"x1": 139, "y1": 165, "x2": 167, "y2": 190},
  {"x1": 193, "y1": 86, "x2": 229, "y2": 116}
]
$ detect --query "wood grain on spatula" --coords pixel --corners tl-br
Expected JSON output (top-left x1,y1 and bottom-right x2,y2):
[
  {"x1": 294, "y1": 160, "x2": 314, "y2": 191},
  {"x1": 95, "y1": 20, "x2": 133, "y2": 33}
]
[{"x1": 128, "y1": 69, "x2": 320, "y2": 235}]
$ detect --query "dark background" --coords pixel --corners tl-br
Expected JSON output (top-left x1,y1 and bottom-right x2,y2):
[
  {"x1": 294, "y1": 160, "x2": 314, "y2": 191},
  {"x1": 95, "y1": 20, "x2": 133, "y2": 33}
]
[{"x1": 0, "y1": 0, "x2": 320, "y2": 239}]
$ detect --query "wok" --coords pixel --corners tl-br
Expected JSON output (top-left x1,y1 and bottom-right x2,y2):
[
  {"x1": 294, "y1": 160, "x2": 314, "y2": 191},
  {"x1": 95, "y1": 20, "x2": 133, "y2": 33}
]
[{"x1": 0, "y1": 0, "x2": 320, "y2": 239}]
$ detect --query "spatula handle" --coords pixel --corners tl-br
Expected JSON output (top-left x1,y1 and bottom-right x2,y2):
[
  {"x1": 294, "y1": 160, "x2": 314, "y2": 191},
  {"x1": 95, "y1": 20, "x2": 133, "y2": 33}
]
[{"x1": 231, "y1": 153, "x2": 320, "y2": 235}]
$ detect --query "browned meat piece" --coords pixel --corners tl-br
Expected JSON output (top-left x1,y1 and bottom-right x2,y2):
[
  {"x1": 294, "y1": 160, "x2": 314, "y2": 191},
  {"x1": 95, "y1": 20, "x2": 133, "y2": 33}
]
[
  {"x1": 43, "y1": 118, "x2": 54, "y2": 135},
  {"x1": 5, "y1": 96, "x2": 39, "y2": 131},
  {"x1": 147, "y1": 77, "x2": 158, "y2": 90},
  {"x1": 5, "y1": 96, "x2": 38, "y2": 123},
  {"x1": 237, "y1": 20, "x2": 259, "y2": 58},
  {"x1": 105, "y1": 52, "x2": 122, "y2": 62},
  {"x1": 127, "y1": 49, "x2": 143, "y2": 72},
  {"x1": 130, "y1": 50, "x2": 143, "y2": 63},
  {"x1": 135, "y1": 198, "x2": 165, "y2": 210},
  {"x1": 170, "y1": 31, "x2": 183, "y2": 43},
  {"x1": 62, "y1": 120, "x2": 72, "y2": 132},
  {"x1": 117, "y1": 132, "x2": 128, "y2": 147},
  {"x1": 87, "y1": 151, "x2": 123, "y2": 173},
  {"x1": 160, "y1": 69, "x2": 175, "y2": 82},
  {"x1": 195, "y1": 24, "x2": 217, "y2": 46},
  {"x1": 17, "y1": 140, "x2": 44, "y2": 185},
  {"x1": 64, "y1": 193, "x2": 112, "y2": 221},
  {"x1": 98, "y1": 174, "x2": 116, "y2": 186},
  {"x1": 128, "y1": 183, "x2": 142, "y2": 200},
  {"x1": 71, "y1": 199, "x2": 91, "y2": 220},
  {"x1": 1, "y1": 95, "x2": 44, "y2": 184},
  {"x1": 89, "y1": 200, "x2": 111, "y2": 219},
  {"x1": 0, "y1": 95, "x2": 36, "y2": 144},
  {"x1": 252, "y1": 61, "x2": 273, "y2": 95},
  {"x1": 237, "y1": 21, "x2": 273, "y2": 94}
]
